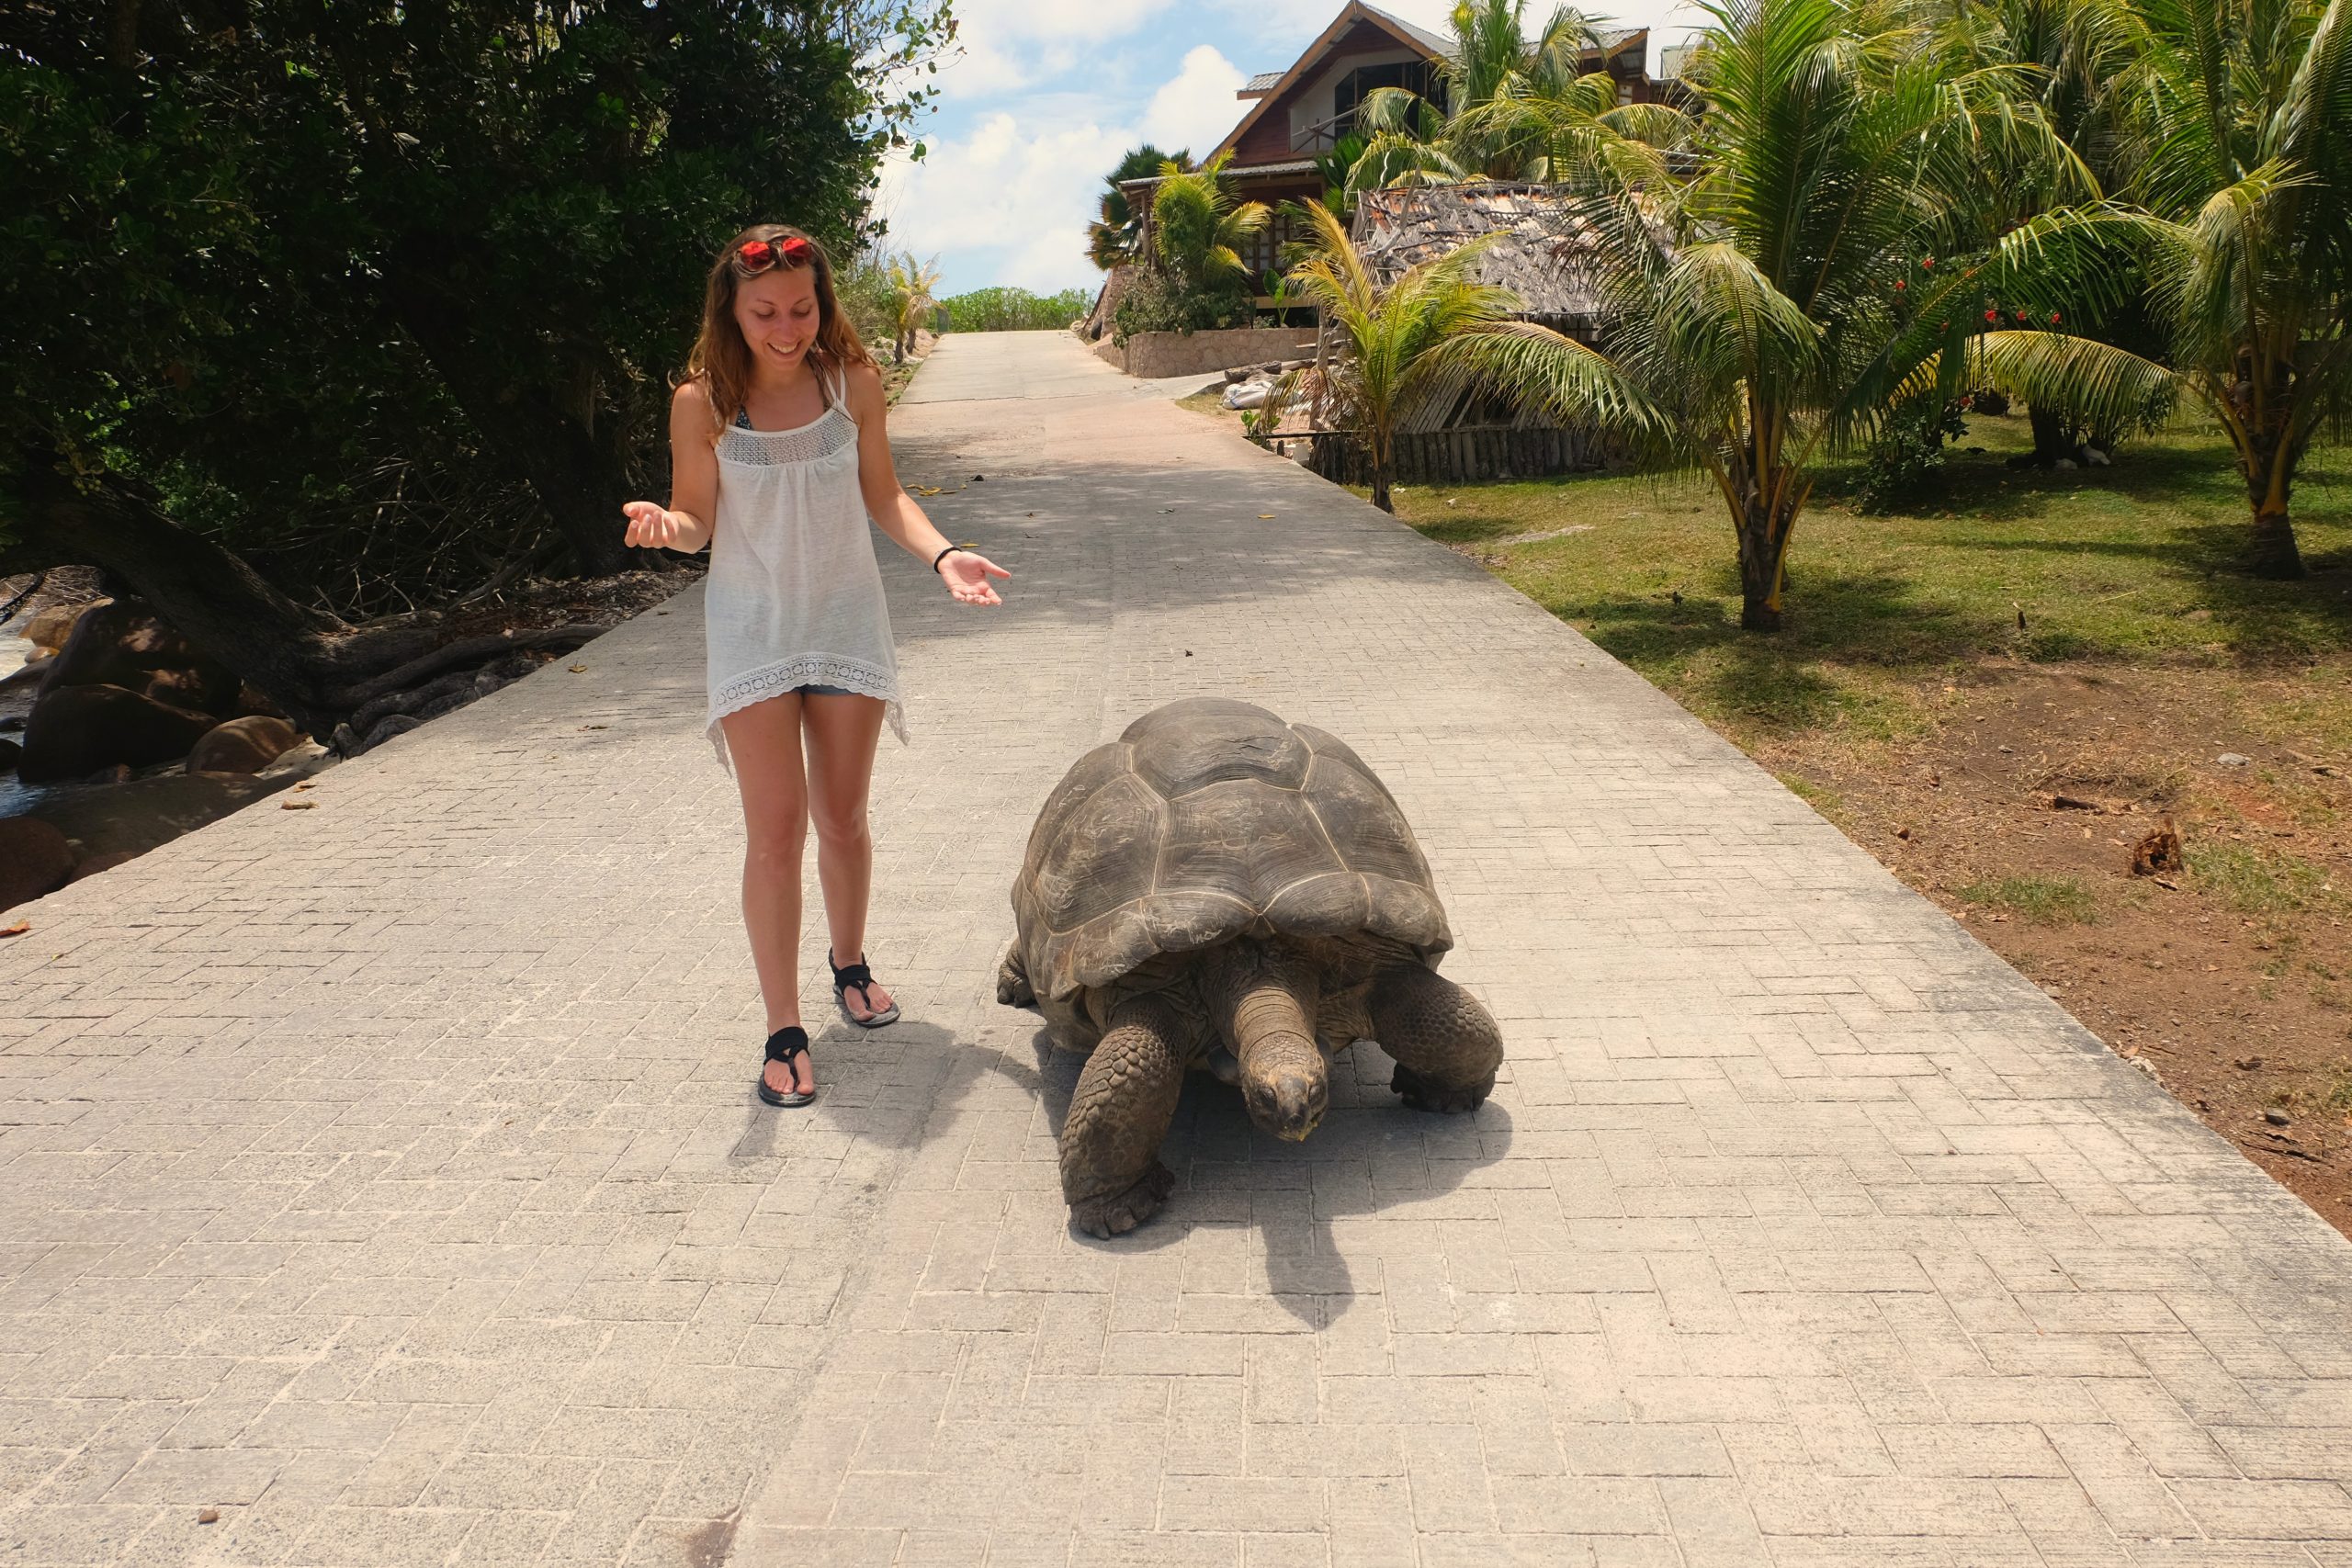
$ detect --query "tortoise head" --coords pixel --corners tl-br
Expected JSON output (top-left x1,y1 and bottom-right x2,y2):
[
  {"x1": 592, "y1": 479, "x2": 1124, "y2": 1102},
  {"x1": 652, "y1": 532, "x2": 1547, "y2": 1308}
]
[
  {"x1": 1208, "y1": 941, "x2": 1330, "y2": 1143},
  {"x1": 1239, "y1": 1032, "x2": 1329, "y2": 1142}
]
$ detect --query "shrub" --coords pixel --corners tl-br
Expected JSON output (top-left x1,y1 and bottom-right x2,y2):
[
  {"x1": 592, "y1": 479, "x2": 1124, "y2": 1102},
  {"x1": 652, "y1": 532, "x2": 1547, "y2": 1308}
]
[
  {"x1": 1856, "y1": 397, "x2": 1969, "y2": 513},
  {"x1": 941, "y1": 286, "x2": 1092, "y2": 333},
  {"x1": 1110, "y1": 270, "x2": 1252, "y2": 345}
]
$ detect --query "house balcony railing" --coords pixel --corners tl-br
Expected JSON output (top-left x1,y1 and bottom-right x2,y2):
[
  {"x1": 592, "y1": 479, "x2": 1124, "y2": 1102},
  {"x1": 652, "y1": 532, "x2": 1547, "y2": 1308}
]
[{"x1": 1291, "y1": 107, "x2": 1360, "y2": 154}]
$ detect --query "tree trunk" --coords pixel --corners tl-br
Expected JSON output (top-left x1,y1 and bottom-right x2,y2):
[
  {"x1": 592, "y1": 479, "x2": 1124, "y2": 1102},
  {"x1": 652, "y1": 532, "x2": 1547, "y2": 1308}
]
[
  {"x1": 1370, "y1": 462, "x2": 1393, "y2": 514},
  {"x1": 5, "y1": 443, "x2": 598, "y2": 735},
  {"x1": 2249, "y1": 502, "x2": 2306, "y2": 580},
  {"x1": 1737, "y1": 502, "x2": 1785, "y2": 632},
  {"x1": 2242, "y1": 420, "x2": 2306, "y2": 580},
  {"x1": 2028, "y1": 402, "x2": 2078, "y2": 466},
  {"x1": 378, "y1": 244, "x2": 637, "y2": 577}
]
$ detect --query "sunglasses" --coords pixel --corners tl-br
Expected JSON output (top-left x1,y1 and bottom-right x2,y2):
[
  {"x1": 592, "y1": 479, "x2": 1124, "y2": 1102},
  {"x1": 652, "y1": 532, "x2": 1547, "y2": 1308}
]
[{"x1": 735, "y1": 236, "x2": 815, "y2": 275}]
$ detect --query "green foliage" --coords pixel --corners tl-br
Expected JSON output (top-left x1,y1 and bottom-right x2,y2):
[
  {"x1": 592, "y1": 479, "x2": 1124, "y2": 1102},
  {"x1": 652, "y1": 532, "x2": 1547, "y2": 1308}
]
[
  {"x1": 1110, "y1": 271, "x2": 1251, "y2": 344},
  {"x1": 834, "y1": 251, "x2": 906, "y2": 353},
  {"x1": 1267, "y1": 200, "x2": 1529, "y2": 512},
  {"x1": 0, "y1": 0, "x2": 952, "y2": 604},
  {"x1": 942, "y1": 287, "x2": 1092, "y2": 333},
  {"x1": 1088, "y1": 145, "x2": 1192, "y2": 270},
  {"x1": 1150, "y1": 154, "x2": 1269, "y2": 294},
  {"x1": 1856, "y1": 398, "x2": 1970, "y2": 513}
]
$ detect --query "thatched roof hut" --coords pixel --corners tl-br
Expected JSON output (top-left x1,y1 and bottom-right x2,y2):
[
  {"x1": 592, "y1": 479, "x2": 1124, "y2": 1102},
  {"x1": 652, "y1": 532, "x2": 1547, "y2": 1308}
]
[{"x1": 1349, "y1": 182, "x2": 1605, "y2": 335}]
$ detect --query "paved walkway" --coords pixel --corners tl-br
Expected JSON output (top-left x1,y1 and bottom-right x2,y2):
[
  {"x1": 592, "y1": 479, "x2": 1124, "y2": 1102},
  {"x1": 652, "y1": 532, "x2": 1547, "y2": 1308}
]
[{"x1": 6, "y1": 331, "x2": 2352, "y2": 1568}]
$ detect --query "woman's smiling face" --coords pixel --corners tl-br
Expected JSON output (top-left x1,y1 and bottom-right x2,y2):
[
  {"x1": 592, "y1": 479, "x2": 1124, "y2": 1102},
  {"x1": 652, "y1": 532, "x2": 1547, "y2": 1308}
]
[{"x1": 733, "y1": 267, "x2": 820, "y2": 374}]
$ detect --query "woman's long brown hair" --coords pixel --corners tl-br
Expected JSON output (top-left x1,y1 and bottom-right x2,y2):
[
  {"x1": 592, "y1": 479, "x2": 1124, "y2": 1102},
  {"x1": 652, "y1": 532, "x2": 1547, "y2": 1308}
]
[{"x1": 683, "y1": 224, "x2": 876, "y2": 436}]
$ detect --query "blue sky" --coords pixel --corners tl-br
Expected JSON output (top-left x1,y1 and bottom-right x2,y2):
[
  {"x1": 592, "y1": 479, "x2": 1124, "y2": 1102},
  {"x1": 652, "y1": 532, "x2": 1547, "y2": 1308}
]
[{"x1": 872, "y1": 0, "x2": 1703, "y2": 300}]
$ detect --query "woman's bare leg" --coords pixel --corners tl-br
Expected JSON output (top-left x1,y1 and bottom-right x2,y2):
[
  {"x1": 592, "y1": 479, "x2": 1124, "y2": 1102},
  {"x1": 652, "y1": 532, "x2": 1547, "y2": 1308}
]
[
  {"x1": 720, "y1": 696, "x2": 815, "y2": 1098},
  {"x1": 801, "y1": 693, "x2": 894, "y2": 1021}
]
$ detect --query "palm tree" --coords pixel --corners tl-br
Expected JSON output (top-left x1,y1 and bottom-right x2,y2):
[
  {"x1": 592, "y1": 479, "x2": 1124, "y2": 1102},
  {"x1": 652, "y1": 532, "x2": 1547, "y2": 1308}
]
[
  {"x1": 885, "y1": 254, "x2": 942, "y2": 363},
  {"x1": 1430, "y1": 0, "x2": 2120, "y2": 630},
  {"x1": 2103, "y1": 0, "x2": 2352, "y2": 577},
  {"x1": 1088, "y1": 146, "x2": 1193, "y2": 271},
  {"x1": 1350, "y1": 1, "x2": 1656, "y2": 188},
  {"x1": 1262, "y1": 201, "x2": 1544, "y2": 513},
  {"x1": 1149, "y1": 153, "x2": 1271, "y2": 296}
]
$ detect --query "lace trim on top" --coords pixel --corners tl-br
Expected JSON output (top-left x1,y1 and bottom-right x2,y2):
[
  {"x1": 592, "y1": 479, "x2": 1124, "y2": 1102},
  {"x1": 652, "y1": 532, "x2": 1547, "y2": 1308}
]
[
  {"x1": 718, "y1": 406, "x2": 857, "y2": 468},
  {"x1": 705, "y1": 653, "x2": 908, "y2": 769}
]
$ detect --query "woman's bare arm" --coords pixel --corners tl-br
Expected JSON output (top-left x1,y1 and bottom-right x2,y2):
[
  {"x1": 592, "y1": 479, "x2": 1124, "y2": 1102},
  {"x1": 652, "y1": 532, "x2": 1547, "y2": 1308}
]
[
  {"x1": 848, "y1": 363, "x2": 1008, "y2": 605},
  {"x1": 621, "y1": 380, "x2": 719, "y2": 554}
]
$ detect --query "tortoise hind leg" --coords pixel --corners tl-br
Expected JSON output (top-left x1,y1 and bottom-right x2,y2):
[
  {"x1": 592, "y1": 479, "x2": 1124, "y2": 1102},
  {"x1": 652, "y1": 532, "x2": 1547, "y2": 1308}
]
[
  {"x1": 997, "y1": 940, "x2": 1035, "y2": 1008},
  {"x1": 1370, "y1": 964, "x2": 1502, "y2": 1113},
  {"x1": 1060, "y1": 993, "x2": 1186, "y2": 1237}
]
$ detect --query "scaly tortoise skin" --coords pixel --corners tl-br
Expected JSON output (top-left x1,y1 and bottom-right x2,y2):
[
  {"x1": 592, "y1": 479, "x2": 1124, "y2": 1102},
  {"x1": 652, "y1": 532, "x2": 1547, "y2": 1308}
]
[{"x1": 998, "y1": 696, "x2": 1504, "y2": 1236}]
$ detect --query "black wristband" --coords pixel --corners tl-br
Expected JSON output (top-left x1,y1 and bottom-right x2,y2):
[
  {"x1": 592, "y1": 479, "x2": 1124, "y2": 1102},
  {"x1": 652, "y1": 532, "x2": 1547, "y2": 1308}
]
[{"x1": 932, "y1": 544, "x2": 967, "y2": 573}]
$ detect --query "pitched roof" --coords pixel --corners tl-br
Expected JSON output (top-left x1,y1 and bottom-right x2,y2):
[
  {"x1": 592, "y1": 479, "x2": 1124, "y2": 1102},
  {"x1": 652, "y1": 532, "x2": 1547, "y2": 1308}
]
[
  {"x1": 1355, "y1": 1, "x2": 1455, "y2": 59},
  {"x1": 1350, "y1": 182, "x2": 1607, "y2": 325},
  {"x1": 1212, "y1": 2, "x2": 1456, "y2": 164},
  {"x1": 1239, "y1": 71, "x2": 1285, "y2": 96}
]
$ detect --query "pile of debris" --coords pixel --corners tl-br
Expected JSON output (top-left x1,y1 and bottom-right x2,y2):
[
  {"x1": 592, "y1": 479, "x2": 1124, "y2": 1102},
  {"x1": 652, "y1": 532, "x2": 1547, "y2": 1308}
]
[{"x1": 1219, "y1": 358, "x2": 1316, "y2": 412}]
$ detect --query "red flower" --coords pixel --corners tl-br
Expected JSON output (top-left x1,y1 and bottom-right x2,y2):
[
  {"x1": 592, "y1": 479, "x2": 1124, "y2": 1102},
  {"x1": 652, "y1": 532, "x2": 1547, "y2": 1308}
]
[
  {"x1": 2049, "y1": 310, "x2": 2062, "y2": 324},
  {"x1": 1894, "y1": 279, "x2": 1907, "y2": 291},
  {"x1": 2015, "y1": 310, "x2": 2029, "y2": 323},
  {"x1": 1984, "y1": 309, "x2": 1999, "y2": 322},
  {"x1": 1939, "y1": 320, "x2": 1950, "y2": 330},
  {"x1": 1923, "y1": 257, "x2": 1936, "y2": 269}
]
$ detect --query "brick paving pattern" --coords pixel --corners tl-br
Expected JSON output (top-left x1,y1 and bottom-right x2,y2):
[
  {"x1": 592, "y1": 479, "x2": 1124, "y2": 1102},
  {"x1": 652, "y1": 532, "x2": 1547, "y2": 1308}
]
[{"x1": 4, "y1": 330, "x2": 2349, "y2": 1566}]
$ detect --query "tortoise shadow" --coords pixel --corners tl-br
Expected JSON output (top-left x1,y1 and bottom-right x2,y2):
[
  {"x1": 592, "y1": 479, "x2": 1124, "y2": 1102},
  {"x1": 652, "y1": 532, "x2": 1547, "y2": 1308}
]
[{"x1": 999, "y1": 1018, "x2": 1512, "y2": 1327}]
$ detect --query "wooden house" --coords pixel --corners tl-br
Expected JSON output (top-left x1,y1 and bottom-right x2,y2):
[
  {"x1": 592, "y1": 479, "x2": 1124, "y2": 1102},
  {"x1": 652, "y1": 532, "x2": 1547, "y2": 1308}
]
[{"x1": 1121, "y1": 1, "x2": 1661, "y2": 291}]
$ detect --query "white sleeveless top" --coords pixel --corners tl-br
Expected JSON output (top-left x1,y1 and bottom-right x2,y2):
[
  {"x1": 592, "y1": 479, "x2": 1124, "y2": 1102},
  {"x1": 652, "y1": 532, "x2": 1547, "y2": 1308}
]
[{"x1": 703, "y1": 360, "x2": 906, "y2": 767}]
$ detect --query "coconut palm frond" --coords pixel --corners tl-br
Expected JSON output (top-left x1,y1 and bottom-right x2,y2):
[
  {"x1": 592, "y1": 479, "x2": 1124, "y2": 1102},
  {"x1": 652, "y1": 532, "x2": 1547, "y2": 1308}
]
[{"x1": 1971, "y1": 328, "x2": 2177, "y2": 430}]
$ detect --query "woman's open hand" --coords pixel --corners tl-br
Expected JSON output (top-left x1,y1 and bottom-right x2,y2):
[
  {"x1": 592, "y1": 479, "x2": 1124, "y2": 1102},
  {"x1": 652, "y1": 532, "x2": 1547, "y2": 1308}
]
[
  {"x1": 941, "y1": 550, "x2": 1010, "y2": 606},
  {"x1": 622, "y1": 500, "x2": 692, "y2": 550}
]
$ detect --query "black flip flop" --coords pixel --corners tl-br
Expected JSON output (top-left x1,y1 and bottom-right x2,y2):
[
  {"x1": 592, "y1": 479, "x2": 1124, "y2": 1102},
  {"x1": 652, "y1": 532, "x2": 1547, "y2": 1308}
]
[
  {"x1": 829, "y1": 950, "x2": 900, "y2": 1028},
  {"x1": 757, "y1": 1026, "x2": 815, "y2": 1108}
]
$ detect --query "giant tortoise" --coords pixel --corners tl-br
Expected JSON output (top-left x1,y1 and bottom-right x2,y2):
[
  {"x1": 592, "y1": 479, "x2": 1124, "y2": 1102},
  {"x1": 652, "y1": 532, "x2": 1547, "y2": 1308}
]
[{"x1": 997, "y1": 696, "x2": 1504, "y2": 1236}]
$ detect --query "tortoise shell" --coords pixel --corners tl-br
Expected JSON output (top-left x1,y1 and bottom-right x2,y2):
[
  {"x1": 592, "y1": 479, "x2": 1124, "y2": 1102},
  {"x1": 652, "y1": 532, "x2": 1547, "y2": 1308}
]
[{"x1": 1011, "y1": 696, "x2": 1451, "y2": 1004}]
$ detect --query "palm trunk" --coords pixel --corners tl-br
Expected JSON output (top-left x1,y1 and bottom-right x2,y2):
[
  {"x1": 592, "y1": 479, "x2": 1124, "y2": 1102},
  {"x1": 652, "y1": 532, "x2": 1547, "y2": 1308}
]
[
  {"x1": 1370, "y1": 463, "x2": 1393, "y2": 513},
  {"x1": 2245, "y1": 425, "x2": 2306, "y2": 581},
  {"x1": 1736, "y1": 486, "x2": 1795, "y2": 632},
  {"x1": 2027, "y1": 402, "x2": 2078, "y2": 466},
  {"x1": 2249, "y1": 502, "x2": 2305, "y2": 580}
]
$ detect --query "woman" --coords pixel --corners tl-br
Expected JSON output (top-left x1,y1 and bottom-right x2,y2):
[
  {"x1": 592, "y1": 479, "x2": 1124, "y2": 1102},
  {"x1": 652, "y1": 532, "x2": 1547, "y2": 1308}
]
[{"x1": 621, "y1": 225, "x2": 1008, "y2": 1107}]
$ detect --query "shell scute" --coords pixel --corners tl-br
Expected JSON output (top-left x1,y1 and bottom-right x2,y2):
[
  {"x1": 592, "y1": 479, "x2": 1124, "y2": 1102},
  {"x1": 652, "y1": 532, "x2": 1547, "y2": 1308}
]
[
  {"x1": 1126, "y1": 699, "x2": 1311, "y2": 797},
  {"x1": 1012, "y1": 699, "x2": 1452, "y2": 1001}
]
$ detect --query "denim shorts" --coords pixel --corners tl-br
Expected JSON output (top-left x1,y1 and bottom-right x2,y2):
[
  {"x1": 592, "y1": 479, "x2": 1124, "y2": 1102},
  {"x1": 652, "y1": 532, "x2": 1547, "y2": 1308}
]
[{"x1": 795, "y1": 683, "x2": 857, "y2": 698}]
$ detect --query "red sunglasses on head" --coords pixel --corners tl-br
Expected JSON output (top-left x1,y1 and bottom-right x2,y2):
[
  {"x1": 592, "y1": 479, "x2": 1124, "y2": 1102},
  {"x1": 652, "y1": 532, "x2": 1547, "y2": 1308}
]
[{"x1": 736, "y1": 236, "x2": 815, "y2": 275}]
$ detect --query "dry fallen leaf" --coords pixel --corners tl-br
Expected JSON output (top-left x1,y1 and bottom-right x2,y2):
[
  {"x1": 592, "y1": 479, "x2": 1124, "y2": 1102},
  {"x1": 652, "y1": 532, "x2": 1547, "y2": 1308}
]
[
  {"x1": 568, "y1": 663, "x2": 587, "y2": 672},
  {"x1": 0, "y1": 921, "x2": 28, "y2": 940},
  {"x1": 1258, "y1": 513, "x2": 1275, "y2": 519},
  {"x1": 281, "y1": 801, "x2": 316, "y2": 811}
]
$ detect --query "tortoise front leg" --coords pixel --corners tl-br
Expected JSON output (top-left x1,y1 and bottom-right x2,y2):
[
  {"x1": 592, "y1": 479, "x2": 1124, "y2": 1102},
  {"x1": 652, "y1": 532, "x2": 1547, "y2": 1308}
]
[
  {"x1": 1059, "y1": 993, "x2": 1187, "y2": 1237},
  {"x1": 1370, "y1": 964, "x2": 1503, "y2": 1112}
]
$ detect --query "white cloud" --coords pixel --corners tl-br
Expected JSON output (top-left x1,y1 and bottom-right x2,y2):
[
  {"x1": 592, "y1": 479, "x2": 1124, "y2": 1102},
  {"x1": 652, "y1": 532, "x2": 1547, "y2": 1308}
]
[
  {"x1": 877, "y1": 45, "x2": 1253, "y2": 296},
  {"x1": 940, "y1": 0, "x2": 1176, "y2": 96},
  {"x1": 1138, "y1": 44, "x2": 1249, "y2": 153},
  {"x1": 876, "y1": 110, "x2": 1126, "y2": 292}
]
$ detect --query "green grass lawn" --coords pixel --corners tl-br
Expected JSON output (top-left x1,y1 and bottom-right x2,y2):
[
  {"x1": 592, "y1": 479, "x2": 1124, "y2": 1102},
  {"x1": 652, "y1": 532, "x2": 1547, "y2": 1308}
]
[{"x1": 1383, "y1": 413, "x2": 2352, "y2": 749}]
